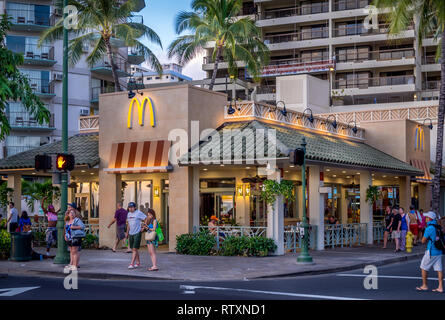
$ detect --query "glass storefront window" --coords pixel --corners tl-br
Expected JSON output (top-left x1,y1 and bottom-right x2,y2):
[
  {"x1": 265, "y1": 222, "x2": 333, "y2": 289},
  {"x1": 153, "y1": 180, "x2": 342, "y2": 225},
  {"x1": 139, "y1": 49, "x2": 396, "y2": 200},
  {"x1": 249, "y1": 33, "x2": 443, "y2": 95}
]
[
  {"x1": 324, "y1": 184, "x2": 341, "y2": 221},
  {"x1": 373, "y1": 186, "x2": 399, "y2": 221},
  {"x1": 91, "y1": 182, "x2": 99, "y2": 218},
  {"x1": 122, "y1": 181, "x2": 136, "y2": 209},
  {"x1": 137, "y1": 181, "x2": 152, "y2": 213}
]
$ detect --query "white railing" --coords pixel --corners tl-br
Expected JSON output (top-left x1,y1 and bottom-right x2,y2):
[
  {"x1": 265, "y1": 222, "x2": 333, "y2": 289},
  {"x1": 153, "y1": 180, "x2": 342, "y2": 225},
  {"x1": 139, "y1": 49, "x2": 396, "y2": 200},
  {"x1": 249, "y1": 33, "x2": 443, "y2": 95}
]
[
  {"x1": 79, "y1": 115, "x2": 99, "y2": 132},
  {"x1": 284, "y1": 224, "x2": 318, "y2": 252},
  {"x1": 324, "y1": 223, "x2": 367, "y2": 248}
]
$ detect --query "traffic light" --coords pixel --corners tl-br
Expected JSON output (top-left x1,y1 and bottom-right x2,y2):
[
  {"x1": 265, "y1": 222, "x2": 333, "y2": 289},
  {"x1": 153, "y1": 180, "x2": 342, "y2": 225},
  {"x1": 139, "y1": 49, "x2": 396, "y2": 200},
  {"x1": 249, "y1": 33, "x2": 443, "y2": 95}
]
[
  {"x1": 56, "y1": 153, "x2": 75, "y2": 172},
  {"x1": 289, "y1": 148, "x2": 305, "y2": 166},
  {"x1": 35, "y1": 155, "x2": 52, "y2": 171}
]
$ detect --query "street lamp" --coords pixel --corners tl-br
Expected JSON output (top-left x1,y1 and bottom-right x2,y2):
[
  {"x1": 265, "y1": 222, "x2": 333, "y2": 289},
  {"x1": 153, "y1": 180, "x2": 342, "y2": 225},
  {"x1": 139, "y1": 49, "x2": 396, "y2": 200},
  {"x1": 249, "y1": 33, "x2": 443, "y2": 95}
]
[{"x1": 297, "y1": 137, "x2": 313, "y2": 264}]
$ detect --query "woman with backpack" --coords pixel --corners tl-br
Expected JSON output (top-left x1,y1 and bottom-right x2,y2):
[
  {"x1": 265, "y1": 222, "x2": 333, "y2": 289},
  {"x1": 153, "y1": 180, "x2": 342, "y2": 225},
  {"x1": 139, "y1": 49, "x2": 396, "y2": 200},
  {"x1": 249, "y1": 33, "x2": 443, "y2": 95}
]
[
  {"x1": 143, "y1": 209, "x2": 160, "y2": 271},
  {"x1": 64, "y1": 209, "x2": 85, "y2": 271},
  {"x1": 18, "y1": 211, "x2": 32, "y2": 233}
]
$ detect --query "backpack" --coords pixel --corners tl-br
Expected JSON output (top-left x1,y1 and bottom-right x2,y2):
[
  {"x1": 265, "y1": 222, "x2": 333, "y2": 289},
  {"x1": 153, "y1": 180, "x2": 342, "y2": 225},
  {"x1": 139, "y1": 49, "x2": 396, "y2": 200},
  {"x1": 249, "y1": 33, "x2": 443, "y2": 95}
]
[{"x1": 432, "y1": 224, "x2": 445, "y2": 253}]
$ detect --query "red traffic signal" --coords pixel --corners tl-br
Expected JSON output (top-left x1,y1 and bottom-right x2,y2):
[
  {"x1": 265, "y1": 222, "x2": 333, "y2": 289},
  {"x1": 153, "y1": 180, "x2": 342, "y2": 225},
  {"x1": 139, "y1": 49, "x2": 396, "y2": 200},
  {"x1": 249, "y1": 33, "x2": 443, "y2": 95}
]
[
  {"x1": 289, "y1": 148, "x2": 305, "y2": 166},
  {"x1": 35, "y1": 155, "x2": 52, "y2": 171},
  {"x1": 56, "y1": 153, "x2": 75, "y2": 171}
]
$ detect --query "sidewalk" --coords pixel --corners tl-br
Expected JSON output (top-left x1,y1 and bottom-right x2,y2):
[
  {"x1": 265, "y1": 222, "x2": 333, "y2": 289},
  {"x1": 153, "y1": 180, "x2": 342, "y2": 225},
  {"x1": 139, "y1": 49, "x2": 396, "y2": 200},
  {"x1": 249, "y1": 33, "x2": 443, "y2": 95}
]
[{"x1": 0, "y1": 243, "x2": 426, "y2": 281}]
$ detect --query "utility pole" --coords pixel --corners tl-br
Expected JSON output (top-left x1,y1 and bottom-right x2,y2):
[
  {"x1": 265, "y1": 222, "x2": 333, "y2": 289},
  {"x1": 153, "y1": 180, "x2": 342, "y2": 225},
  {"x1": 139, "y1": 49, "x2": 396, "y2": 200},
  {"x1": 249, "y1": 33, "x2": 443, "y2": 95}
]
[{"x1": 54, "y1": 0, "x2": 70, "y2": 265}]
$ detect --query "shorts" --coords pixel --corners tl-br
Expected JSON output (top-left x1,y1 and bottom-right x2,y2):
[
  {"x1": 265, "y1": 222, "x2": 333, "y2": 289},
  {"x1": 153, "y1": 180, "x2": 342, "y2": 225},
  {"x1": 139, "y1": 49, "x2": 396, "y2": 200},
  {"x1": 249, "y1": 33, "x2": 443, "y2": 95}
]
[
  {"x1": 420, "y1": 251, "x2": 443, "y2": 272},
  {"x1": 116, "y1": 224, "x2": 126, "y2": 240},
  {"x1": 392, "y1": 231, "x2": 401, "y2": 239},
  {"x1": 46, "y1": 228, "x2": 57, "y2": 248},
  {"x1": 67, "y1": 237, "x2": 82, "y2": 247},
  {"x1": 9, "y1": 222, "x2": 18, "y2": 233},
  {"x1": 409, "y1": 224, "x2": 419, "y2": 236},
  {"x1": 129, "y1": 232, "x2": 142, "y2": 249}
]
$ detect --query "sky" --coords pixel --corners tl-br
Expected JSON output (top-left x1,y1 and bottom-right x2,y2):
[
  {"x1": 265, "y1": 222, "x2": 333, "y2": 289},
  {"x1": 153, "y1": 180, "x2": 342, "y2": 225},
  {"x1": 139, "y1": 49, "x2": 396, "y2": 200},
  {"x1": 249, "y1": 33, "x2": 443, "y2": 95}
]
[{"x1": 137, "y1": 0, "x2": 206, "y2": 80}]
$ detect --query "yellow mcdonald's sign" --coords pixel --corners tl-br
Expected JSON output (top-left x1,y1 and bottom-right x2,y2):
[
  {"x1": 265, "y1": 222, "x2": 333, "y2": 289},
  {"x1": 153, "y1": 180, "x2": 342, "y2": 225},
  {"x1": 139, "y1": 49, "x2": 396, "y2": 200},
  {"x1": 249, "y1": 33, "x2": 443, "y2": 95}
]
[
  {"x1": 127, "y1": 97, "x2": 156, "y2": 129},
  {"x1": 415, "y1": 126, "x2": 424, "y2": 151}
]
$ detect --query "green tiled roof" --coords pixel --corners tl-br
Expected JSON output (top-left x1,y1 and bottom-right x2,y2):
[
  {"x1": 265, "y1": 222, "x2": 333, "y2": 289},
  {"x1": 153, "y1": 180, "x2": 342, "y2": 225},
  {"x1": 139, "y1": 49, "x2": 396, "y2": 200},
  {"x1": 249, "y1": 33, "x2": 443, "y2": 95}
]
[
  {"x1": 179, "y1": 120, "x2": 423, "y2": 175},
  {"x1": 0, "y1": 134, "x2": 99, "y2": 170}
]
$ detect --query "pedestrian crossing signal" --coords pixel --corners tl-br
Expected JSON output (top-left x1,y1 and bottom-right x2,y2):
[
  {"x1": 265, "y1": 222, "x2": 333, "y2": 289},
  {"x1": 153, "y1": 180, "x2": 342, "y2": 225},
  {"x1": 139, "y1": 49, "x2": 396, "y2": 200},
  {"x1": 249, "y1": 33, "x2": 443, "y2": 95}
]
[
  {"x1": 56, "y1": 153, "x2": 75, "y2": 171},
  {"x1": 35, "y1": 155, "x2": 52, "y2": 171},
  {"x1": 289, "y1": 148, "x2": 305, "y2": 166}
]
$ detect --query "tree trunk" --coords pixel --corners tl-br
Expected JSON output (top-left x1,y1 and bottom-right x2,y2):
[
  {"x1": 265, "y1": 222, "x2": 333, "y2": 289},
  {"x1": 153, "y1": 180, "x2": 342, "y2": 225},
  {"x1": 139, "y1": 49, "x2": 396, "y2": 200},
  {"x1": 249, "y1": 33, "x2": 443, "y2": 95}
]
[
  {"x1": 105, "y1": 39, "x2": 122, "y2": 92},
  {"x1": 432, "y1": 28, "x2": 445, "y2": 216},
  {"x1": 209, "y1": 46, "x2": 222, "y2": 91}
]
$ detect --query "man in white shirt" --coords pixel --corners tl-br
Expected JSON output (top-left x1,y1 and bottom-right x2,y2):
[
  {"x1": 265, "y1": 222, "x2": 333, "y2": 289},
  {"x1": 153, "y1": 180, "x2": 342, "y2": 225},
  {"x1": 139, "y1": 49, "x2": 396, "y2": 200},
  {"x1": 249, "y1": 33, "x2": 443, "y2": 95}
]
[
  {"x1": 7, "y1": 202, "x2": 19, "y2": 233},
  {"x1": 125, "y1": 202, "x2": 146, "y2": 269}
]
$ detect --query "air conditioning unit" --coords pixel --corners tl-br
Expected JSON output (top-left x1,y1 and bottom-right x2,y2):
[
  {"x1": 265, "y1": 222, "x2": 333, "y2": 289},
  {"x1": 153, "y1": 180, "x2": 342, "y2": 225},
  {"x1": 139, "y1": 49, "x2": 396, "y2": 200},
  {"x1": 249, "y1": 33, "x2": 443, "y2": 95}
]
[
  {"x1": 53, "y1": 72, "x2": 63, "y2": 81},
  {"x1": 80, "y1": 109, "x2": 90, "y2": 116}
]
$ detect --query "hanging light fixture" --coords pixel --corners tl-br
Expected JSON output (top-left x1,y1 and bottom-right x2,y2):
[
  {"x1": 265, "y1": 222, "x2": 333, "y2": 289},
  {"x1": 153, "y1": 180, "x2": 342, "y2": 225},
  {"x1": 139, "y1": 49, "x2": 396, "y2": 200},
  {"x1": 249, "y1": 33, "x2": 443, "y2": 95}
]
[
  {"x1": 326, "y1": 114, "x2": 338, "y2": 129},
  {"x1": 423, "y1": 118, "x2": 433, "y2": 130},
  {"x1": 303, "y1": 108, "x2": 314, "y2": 123},
  {"x1": 277, "y1": 100, "x2": 287, "y2": 117},
  {"x1": 348, "y1": 120, "x2": 358, "y2": 134}
]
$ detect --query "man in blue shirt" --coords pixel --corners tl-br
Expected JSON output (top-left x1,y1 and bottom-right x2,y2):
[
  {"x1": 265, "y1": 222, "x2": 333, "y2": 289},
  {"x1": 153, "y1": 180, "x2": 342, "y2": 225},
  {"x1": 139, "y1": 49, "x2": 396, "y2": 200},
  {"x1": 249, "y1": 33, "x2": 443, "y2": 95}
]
[{"x1": 416, "y1": 211, "x2": 443, "y2": 293}]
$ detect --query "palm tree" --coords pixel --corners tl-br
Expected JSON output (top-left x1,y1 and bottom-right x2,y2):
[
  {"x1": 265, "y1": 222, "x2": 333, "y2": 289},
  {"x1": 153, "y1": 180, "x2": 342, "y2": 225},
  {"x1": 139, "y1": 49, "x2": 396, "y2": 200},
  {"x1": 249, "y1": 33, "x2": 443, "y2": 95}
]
[
  {"x1": 168, "y1": 0, "x2": 269, "y2": 90},
  {"x1": 21, "y1": 179, "x2": 60, "y2": 213},
  {"x1": 374, "y1": 0, "x2": 445, "y2": 214},
  {"x1": 39, "y1": 0, "x2": 163, "y2": 92}
]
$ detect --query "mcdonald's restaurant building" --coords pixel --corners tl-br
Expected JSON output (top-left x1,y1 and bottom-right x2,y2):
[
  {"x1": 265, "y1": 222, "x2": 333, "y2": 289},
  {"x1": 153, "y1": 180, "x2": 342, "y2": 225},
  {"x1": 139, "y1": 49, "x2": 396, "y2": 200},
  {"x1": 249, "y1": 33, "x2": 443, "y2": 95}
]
[{"x1": 0, "y1": 83, "x2": 437, "y2": 253}]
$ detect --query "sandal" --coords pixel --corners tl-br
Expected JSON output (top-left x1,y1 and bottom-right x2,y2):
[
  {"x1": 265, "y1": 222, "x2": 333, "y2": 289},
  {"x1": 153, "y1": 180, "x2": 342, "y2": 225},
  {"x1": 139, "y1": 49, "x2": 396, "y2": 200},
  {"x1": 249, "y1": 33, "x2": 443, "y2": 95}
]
[
  {"x1": 416, "y1": 286, "x2": 428, "y2": 291},
  {"x1": 432, "y1": 289, "x2": 443, "y2": 293},
  {"x1": 148, "y1": 267, "x2": 159, "y2": 271}
]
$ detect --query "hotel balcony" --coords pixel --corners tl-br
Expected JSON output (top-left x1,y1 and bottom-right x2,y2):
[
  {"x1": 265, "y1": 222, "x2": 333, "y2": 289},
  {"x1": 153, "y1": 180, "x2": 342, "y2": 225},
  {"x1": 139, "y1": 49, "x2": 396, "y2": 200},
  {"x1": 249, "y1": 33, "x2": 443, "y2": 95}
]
[
  {"x1": 6, "y1": 8, "x2": 55, "y2": 32},
  {"x1": 8, "y1": 43, "x2": 56, "y2": 67},
  {"x1": 127, "y1": 47, "x2": 145, "y2": 65},
  {"x1": 28, "y1": 78, "x2": 56, "y2": 99},
  {"x1": 421, "y1": 80, "x2": 441, "y2": 100},
  {"x1": 421, "y1": 55, "x2": 441, "y2": 72},
  {"x1": 256, "y1": 2, "x2": 329, "y2": 27},
  {"x1": 335, "y1": 48, "x2": 415, "y2": 71},
  {"x1": 79, "y1": 115, "x2": 99, "y2": 133},
  {"x1": 256, "y1": 86, "x2": 276, "y2": 102},
  {"x1": 264, "y1": 27, "x2": 329, "y2": 51},
  {"x1": 91, "y1": 55, "x2": 130, "y2": 78},
  {"x1": 333, "y1": 75, "x2": 416, "y2": 96},
  {"x1": 202, "y1": 56, "x2": 246, "y2": 71},
  {"x1": 8, "y1": 112, "x2": 55, "y2": 131},
  {"x1": 332, "y1": 0, "x2": 370, "y2": 11},
  {"x1": 260, "y1": 57, "x2": 335, "y2": 77},
  {"x1": 91, "y1": 87, "x2": 116, "y2": 103},
  {"x1": 331, "y1": 24, "x2": 415, "y2": 45}
]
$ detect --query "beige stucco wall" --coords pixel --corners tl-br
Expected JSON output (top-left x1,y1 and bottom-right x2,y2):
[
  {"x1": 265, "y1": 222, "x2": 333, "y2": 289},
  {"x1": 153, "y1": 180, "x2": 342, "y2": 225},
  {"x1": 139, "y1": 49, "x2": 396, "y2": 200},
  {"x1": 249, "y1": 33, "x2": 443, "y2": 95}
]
[{"x1": 98, "y1": 84, "x2": 227, "y2": 250}]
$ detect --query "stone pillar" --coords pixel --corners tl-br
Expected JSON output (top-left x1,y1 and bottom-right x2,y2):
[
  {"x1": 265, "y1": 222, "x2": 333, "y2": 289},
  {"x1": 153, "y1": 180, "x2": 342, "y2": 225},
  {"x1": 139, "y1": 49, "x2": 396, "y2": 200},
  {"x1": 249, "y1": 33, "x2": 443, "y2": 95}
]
[
  {"x1": 7, "y1": 173, "x2": 21, "y2": 223},
  {"x1": 359, "y1": 171, "x2": 373, "y2": 244},
  {"x1": 169, "y1": 166, "x2": 194, "y2": 252},
  {"x1": 192, "y1": 167, "x2": 200, "y2": 229},
  {"x1": 308, "y1": 165, "x2": 325, "y2": 250},
  {"x1": 340, "y1": 186, "x2": 348, "y2": 224},
  {"x1": 98, "y1": 172, "x2": 121, "y2": 249},
  {"x1": 398, "y1": 176, "x2": 411, "y2": 212},
  {"x1": 266, "y1": 169, "x2": 284, "y2": 255},
  {"x1": 419, "y1": 183, "x2": 432, "y2": 212}
]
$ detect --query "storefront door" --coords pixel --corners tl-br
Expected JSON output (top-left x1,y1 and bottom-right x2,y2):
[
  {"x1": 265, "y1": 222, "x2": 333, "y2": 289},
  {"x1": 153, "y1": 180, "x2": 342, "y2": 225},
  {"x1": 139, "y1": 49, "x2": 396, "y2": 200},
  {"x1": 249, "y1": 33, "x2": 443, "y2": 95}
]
[
  {"x1": 200, "y1": 192, "x2": 235, "y2": 225},
  {"x1": 162, "y1": 180, "x2": 169, "y2": 244},
  {"x1": 75, "y1": 193, "x2": 90, "y2": 221}
]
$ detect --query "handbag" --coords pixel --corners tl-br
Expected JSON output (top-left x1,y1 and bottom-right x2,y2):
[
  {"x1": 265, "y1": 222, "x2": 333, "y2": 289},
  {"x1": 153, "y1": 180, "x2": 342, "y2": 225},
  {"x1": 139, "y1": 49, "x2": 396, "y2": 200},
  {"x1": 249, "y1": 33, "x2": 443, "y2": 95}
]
[
  {"x1": 145, "y1": 230, "x2": 156, "y2": 241},
  {"x1": 156, "y1": 224, "x2": 164, "y2": 242}
]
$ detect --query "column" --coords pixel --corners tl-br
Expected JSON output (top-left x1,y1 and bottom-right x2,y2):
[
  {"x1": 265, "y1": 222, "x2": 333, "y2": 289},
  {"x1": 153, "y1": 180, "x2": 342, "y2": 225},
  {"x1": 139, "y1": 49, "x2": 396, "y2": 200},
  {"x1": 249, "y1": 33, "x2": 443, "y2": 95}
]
[
  {"x1": 359, "y1": 171, "x2": 373, "y2": 244},
  {"x1": 398, "y1": 176, "x2": 411, "y2": 212},
  {"x1": 98, "y1": 171, "x2": 121, "y2": 249},
  {"x1": 418, "y1": 183, "x2": 432, "y2": 212},
  {"x1": 7, "y1": 173, "x2": 21, "y2": 217},
  {"x1": 266, "y1": 168, "x2": 284, "y2": 255},
  {"x1": 308, "y1": 165, "x2": 325, "y2": 250},
  {"x1": 340, "y1": 186, "x2": 348, "y2": 224},
  {"x1": 192, "y1": 167, "x2": 200, "y2": 230}
]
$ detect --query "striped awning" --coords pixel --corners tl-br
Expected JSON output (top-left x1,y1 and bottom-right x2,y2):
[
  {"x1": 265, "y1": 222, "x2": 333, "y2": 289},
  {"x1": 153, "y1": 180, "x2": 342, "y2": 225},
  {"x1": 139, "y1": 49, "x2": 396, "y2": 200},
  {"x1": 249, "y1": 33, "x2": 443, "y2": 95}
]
[
  {"x1": 410, "y1": 159, "x2": 432, "y2": 183},
  {"x1": 105, "y1": 140, "x2": 172, "y2": 174}
]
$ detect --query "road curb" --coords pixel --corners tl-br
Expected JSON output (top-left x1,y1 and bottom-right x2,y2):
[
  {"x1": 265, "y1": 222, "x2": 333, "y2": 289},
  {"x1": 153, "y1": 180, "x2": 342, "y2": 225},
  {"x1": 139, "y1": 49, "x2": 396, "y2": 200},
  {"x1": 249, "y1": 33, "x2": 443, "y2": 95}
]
[{"x1": 248, "y1": 252, "x2": 425, "y2": 280}]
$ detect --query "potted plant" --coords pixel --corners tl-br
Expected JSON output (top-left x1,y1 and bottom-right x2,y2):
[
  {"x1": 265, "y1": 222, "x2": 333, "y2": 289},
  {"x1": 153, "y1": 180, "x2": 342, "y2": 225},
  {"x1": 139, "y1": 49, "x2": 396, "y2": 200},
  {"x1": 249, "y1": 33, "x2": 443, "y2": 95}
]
[{"x1": 366, "y1": 186, "x2": 381, "y2": 205}]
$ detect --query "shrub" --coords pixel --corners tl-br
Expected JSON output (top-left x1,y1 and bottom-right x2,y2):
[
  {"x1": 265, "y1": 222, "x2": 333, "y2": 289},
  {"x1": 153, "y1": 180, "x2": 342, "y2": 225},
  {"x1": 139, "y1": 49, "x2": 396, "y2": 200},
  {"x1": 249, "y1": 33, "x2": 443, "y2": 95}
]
[
  {"x1": 220, "y1": 236, "x2": 277, "y2": 257},
  {"x1": 82, "y1": 234, "x2": 99, "y2": 249},
  {"x1": 0, "y1": 229, "x2": 11, "y2": 259},
  {"x1": 176, "y1": 231, "x2": 216, "y2": 255}
]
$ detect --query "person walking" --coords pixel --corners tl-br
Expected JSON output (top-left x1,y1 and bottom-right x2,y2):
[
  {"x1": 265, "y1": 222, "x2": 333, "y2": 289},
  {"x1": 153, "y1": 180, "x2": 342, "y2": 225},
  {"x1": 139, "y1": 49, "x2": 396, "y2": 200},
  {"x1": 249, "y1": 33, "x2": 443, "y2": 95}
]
[
  {"x1": 42, "y1": 200, "x2": 58, "y2": 256},
  {"x1": 64, "y1": 210, "x2": 85, "y2": 271},
  {"x1": 383, "y1": 206, "x2": 393, "y2": 249},
  {"x1": 416, "y1": 211, "x2": 443, "y2": 293},
  {"x1": 400, "y1": 207, "x2": 410, "y2": 252},
  {"x1": 391, "y1": 207, "x2": 402, "y2": 253},
  {"x1": 143, "y1": 208, "x2": 159, "y2": 271},
  {"x1": 408, "y1": 205, "x2": 419, "y2": 245},
  {"x1": 18, "y1": 211, "x2": 32, "y2": 232},
  {"x1": 107, "y1": 202, "x2": 131, "y2": 253},
  {"x1": 125, "y1": 202, "x2": 146, "y2": 269},
  {"x1": 7, "y1": 202, "x2": 19, "y2": 233}
]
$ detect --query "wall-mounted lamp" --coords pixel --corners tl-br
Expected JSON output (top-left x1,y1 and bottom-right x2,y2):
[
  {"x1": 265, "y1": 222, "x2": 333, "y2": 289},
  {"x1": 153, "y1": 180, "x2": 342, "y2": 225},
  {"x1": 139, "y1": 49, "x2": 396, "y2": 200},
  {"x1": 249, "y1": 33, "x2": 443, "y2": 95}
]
[
  {"x1": 326, "y1": 114, "x2": 338, "y2": 129},
  {"x1": 348, "y1": 120, "x2": 358, "y2": 134},
  {"x1": 237, "y1": 184, "x2": 244, "y2": 197},
  {"x1": 423, "y1": 118, "x2": 433, "y2": 130},
  {"x1": 277, "y1": 100, "x2": 287, "y2": 117},
  {"x1": 153, "y1": 186, "x2": 160, "y2": 198},
  {"x1": 303, "y1": 108, "x2": 314, "y2": 123},
  {"x1": 245, "y1": 184, "x2": 251, "y2": 197}
]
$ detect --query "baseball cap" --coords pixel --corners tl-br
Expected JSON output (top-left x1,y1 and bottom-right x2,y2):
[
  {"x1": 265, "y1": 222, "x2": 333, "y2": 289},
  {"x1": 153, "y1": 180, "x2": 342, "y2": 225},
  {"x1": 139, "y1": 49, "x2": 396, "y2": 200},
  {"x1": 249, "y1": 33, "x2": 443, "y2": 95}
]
[
  {"x1": 68, "y1": 202, "x2": 77, "y2": 210},
  {"x1": 424, "y1": 211, "x2": 437, "y2": 220},
  {"x1": 210, "y1": 215, "x2": 219, "y2": 221},
  {"x1": 128, "y1": 202, "x2": 136, "y2": 208}
]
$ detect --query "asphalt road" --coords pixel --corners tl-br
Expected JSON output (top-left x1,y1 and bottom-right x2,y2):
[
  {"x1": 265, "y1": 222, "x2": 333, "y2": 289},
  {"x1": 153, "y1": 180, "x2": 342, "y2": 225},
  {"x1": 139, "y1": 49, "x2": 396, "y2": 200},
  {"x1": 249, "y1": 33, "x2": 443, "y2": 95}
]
[{"x1": 0, "y1": 258, "x2": 444, "y2": 300}]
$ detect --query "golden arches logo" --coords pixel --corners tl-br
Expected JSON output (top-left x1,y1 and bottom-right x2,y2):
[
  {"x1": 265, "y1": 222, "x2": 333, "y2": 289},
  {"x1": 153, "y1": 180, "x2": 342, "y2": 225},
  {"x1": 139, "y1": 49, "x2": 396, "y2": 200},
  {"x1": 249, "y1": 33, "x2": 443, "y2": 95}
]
[
  {"x1": 415, "y1": 126, "x2": 424, "y2": 151},
  {"x1": 127, "y1": 97, "x2": 156, "y2": 129}
]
